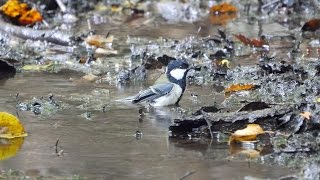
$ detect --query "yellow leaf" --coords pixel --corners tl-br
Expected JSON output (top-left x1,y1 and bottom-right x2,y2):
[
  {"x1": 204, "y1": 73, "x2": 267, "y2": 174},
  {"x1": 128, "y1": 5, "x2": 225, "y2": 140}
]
[
  {"x1": 300, "y1": 111, "x2": 311, "y2": 120},
  {"x1": 229, "y1": 144, "x2": 261, "y2": 159},
  {"x1": 224, "y1": 83, "x2": 256, "y2": 93},
  {"x1": 0, "y1": 138, "x2": 24, "y2": 160},
  {"x1": 315, "y1": 98, "x2": 320, "y2": 103},
  {"x1": 0, "y1": 112, "x2": 28, "y2": 139},
  {"x1": 229, "y1": 124, "x2": 264, "y2": 143},
  {"x1": 219, "y1": 59, "x2": 231, "y2": 68}
]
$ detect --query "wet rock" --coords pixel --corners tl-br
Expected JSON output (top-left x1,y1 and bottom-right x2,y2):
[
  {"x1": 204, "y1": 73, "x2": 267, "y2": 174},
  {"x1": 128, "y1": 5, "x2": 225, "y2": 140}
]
[
  {"x1": 170, "y1": 105, "x2": 294, "y2": 138},
  {"x1": 0, "y1": 58, "x2": 17, "y2": 84},
  {"x1": 16, "y1": 95, "x2": 62, "y2": 115}
]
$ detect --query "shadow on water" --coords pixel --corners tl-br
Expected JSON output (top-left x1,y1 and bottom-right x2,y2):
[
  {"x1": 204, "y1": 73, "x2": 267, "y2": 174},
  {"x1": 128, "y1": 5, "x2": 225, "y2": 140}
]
[{"x1": 0, "y1": 58, "x2": 16, "y2": 85}]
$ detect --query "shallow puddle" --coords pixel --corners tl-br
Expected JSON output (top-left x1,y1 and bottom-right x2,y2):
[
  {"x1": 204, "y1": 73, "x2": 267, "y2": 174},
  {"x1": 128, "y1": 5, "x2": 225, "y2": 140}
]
[{"x1": 0, "y1": 72, "x2": 296, "y2": 179}]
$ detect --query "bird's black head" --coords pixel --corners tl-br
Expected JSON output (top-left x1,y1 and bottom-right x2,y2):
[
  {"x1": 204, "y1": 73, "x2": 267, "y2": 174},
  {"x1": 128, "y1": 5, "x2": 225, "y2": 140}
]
[{"x1": 166, "y1": 59, "x2": 190, "y2": 87}]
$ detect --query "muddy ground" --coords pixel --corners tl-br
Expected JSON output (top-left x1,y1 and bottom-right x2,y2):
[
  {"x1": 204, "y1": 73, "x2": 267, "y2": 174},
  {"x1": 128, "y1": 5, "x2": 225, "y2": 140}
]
[{"x1": 0, "y1": 0, "x2": 320, "y2": 179}]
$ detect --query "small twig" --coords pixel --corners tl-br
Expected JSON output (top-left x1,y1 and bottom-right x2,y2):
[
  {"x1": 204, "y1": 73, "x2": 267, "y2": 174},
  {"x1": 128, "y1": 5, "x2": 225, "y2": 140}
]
[
  {"x1": 179, "y1": 171, "x2": 196, "y2": 180},
  {"x1": 0, "y1": 18, "x2": 73, "y2": 45},
  {"x1": 55, "y1": 0, "x2": 67, "y2": 12},
  {"x1": 262, "y1": 0, "x2": 281, "y2": 9},
  {"x1": 55, "y1": 138, "x2": 59, "y2": 154},
  {"x1": 203, "y1": 111, "x2": 214, "y2": 139}
]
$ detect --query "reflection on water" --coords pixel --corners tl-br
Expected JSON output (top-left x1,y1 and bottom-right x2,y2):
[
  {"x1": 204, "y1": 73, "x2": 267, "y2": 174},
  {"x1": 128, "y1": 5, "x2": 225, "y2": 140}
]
[
  {"x1": 0, "y1": 72, "x2": 296, "y2": 179},
  {"x1": 0, "y1": 138, "x2": 24, "y2": 161}
]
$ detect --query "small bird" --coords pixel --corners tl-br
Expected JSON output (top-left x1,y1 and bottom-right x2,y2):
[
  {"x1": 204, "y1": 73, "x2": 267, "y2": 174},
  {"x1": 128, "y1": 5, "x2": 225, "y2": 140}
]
[{"x1": 125, "y1": 59, "x2": 191, "y2": 106}]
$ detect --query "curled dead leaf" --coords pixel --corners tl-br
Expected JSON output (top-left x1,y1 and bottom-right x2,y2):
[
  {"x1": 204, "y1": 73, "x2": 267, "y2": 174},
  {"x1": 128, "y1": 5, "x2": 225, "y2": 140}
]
[
  {"x1": 229, "y1": 124, "x2": 264, "y2": 144},
  {"x1": 224, "y1": 83, "x2": 256, "y2": 93},
  {"x1": 0, "y1": 112, "x2": 27, "y2": 139}
]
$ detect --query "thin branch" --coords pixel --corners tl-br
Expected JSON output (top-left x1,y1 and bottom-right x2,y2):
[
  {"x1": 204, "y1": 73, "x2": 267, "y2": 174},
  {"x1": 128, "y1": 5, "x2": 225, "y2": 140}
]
[{"x1": 0, "y1": 18, "x2": 74, "y2": 45}]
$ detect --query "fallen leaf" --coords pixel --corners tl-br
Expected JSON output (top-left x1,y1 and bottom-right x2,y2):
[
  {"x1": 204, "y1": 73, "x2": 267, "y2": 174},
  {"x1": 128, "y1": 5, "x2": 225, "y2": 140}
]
[
  {"x1": 315, "y1": 97, "x2": 320, "y2": 103},
  {"x1": 0, "y1": 138, "x2": 24, "y2": 160},
  {"x1": 300, "y1": 111, "x2": 311, "y2": 120},
  {"x1": 301, "y1": 19, "x2": 320, "y2": 32},
  {"x1": 0, "y1": 112, "x2": 28, "y2": 139},
  {"x1": 210, "y1": 2, "x2": 237, "y2": 14},
  {"x1": 218, "y1": 59, "x2": 231, "y2": 68},
  {"x1": 209, "y1": 3, "x2": 237, "y2": 25},
  {"x1": 0, "y1": 0, "x2": 43, "y2": 25},
  {"x1": 19, "y1": 8, "x2": 43, "y2": 25},
  {"x1": 224, "y1": 83, "x2": 256, "y2": 93},
  {"x1": 229, "y1": 124, "x2": 264, "y2": 143},
  {"x1": 234, "y1": 34, "x2": 267, "y2": 48},
  {"x1": 85, "y1": 35, "x2": 114, "y2": 48}
]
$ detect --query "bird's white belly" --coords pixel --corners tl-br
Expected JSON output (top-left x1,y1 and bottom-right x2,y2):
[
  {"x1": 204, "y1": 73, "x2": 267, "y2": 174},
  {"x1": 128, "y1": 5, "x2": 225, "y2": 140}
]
[{"x1": 152, "y1": 84, "x2": 182, "y2": 106}]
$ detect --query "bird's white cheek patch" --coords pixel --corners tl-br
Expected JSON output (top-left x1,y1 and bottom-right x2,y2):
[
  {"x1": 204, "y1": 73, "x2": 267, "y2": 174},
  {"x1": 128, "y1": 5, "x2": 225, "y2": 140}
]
[{"x1": 170, "y1": 69, "x2": 187, "y2": 80}]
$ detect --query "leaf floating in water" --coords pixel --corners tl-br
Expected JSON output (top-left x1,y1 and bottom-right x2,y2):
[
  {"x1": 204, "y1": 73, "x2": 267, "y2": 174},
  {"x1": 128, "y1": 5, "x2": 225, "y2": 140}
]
[
  {"x1": 85, "y1": 35, "x2": 114, "y2": 48},
  {"x1": 224, "y1": 83, "x2": 256, "y2": 93},
  {"x1": 301, "y1": 19, "x2": 320, "y2": 32},
  {"x1": 300, "y1": 112, "x2": 311, "y2": 120},
  {"x1": 0, "y1": 0, "x2": 43, "y2": 25},
  {"x1": 234, "y1": 34, "x2": 268, "y2": 48},
  {"x1": 229, "y1": 124, "x2": 264, "y2": 143},
  {"x1": 238, "y1": 102, "x2": 270, "y2": 112},
  {"x1": 0, "y1": 112, "x2": 27, "y2": 139},
  {"x1": 0, "y1": 138, "x2": 24, "y2": 160}
]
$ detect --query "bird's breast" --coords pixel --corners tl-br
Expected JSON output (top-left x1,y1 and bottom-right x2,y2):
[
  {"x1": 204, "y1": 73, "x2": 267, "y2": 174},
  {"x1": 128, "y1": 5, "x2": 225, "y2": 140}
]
[{"x1": 152, "y1": 84, "x2": 182, "y2": 106}]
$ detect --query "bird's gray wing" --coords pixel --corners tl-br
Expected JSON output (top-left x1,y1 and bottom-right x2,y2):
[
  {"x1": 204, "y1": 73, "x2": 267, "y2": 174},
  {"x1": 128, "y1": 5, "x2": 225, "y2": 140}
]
[{"x1": 132, "y1": 83, "x2": 174, "y2": 103}]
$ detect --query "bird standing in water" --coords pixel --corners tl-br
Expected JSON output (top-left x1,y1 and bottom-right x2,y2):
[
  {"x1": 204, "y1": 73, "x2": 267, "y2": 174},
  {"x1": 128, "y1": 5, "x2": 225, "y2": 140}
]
[{"x1": 126, "y1": 59, "x2": 191, "y2": 106}]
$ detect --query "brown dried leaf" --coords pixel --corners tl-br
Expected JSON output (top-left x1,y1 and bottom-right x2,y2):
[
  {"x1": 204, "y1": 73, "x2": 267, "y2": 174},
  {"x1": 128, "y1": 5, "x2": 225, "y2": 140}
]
[
  {"x1": 234, "y1": 34, "x2": 267, "y2": 48},
  {"x1": 302, "y1": 19, "x2": 320, "y2": 32},
  {"x1": 224, "y1": 83, "x2": 256, "y2": 93}
]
